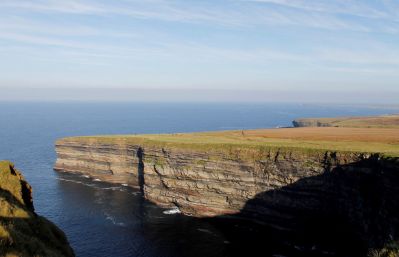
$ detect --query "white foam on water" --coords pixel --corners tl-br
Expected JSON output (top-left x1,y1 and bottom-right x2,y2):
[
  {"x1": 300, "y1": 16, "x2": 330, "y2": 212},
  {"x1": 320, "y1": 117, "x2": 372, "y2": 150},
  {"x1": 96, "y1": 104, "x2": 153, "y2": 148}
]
[
  {"x1": 102, "y1": 186, "x2": 122, "y2": 191},
  {"x1": 163, "y1": 207, "x2": 181, "y2": 215},
  {"x1": 57, "y1": 177, "x2": 137, "y2": 194},
  {"x1": 197, "y1": 228, "x2": 213, "y2": 234},
  {"x1": 105, "y1": 214, "x2": 126, "y2": 227},
  {"x1": 57, "y1": 178, "x2": 86, "y2": 185},
  {"x1": 57, "y1": 178, "x2": 110, "y2": 190},
  {"x1": 106, "y1": 217, "x2": 126, "y2": 227}
]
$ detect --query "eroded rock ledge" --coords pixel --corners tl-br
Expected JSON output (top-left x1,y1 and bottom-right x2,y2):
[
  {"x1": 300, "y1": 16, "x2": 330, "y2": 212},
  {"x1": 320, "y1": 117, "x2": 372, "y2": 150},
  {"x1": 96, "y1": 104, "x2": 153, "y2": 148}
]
[{"x1": 0, "y1": 161, "x2": 74, "y2": 257}]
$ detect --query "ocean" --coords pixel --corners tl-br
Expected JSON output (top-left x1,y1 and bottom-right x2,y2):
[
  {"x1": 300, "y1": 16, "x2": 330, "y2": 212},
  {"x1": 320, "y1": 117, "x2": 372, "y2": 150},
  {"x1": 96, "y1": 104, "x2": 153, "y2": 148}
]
[{"x1": 0, "y1": 102, "x2": 397, "y2": 257}]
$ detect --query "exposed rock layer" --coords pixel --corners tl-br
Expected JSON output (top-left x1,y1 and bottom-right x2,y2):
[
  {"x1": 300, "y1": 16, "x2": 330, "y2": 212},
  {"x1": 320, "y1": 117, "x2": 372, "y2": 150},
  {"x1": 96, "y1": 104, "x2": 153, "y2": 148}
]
[
  {"x1": 55, "y1": 138, "x2": 399, "y2": 250},
  {"x1": 0, "y1": 161, "x2": 74, "y2": 257}
]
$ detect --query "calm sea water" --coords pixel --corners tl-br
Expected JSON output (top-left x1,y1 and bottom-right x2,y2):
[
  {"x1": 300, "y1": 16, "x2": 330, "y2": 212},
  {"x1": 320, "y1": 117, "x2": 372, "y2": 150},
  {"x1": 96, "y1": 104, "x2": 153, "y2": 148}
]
[{"x1": 0, "y1": 102, "x2": 397, "y2": 257}]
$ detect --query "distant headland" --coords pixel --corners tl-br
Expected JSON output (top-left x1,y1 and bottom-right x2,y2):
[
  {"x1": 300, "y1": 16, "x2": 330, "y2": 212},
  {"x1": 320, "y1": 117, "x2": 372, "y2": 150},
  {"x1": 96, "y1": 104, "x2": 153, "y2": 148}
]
[{"x1": 293, "y1": 114, "x2": 399, "y2": 128}]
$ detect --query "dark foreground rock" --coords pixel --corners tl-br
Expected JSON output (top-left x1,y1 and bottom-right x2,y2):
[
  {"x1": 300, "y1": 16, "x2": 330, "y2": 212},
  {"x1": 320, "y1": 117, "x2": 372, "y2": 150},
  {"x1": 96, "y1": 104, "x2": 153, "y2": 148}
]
[{"x1": 0, "y1": 161, "x2": 74, "y2": 257}]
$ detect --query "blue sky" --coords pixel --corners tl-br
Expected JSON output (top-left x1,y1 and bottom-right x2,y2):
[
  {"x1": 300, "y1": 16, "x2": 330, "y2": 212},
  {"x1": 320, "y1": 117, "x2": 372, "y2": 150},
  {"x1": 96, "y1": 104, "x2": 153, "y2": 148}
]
[{"x1": 0, "y1": 0, "x2": 398, "y2": 102}]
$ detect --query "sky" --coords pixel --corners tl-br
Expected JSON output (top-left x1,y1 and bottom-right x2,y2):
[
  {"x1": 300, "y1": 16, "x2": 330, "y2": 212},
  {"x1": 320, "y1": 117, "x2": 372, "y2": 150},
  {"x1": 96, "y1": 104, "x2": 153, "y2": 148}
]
[{"x1": 0, "y1": 0, "x2": 398, "y2": 103}]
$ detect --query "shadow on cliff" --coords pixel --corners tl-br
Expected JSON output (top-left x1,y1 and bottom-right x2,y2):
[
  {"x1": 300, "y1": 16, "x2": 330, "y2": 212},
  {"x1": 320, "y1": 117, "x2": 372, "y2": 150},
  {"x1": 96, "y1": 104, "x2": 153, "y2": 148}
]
[
  {"x1": 0, "y1": 188, "x2": 75, "y2": 257},
  {"x1": 202, "y1": 155, "x2": 399, "y2": 257},
  {"x1": 137, "y1": 147, "x2": 145, "y2": 195}
]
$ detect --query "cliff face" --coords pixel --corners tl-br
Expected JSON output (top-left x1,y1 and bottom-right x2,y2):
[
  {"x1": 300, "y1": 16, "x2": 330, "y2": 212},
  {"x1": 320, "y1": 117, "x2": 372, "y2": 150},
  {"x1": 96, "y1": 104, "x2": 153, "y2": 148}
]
[
  {"x1": 54, "y1": 137, "x2": 399, "y2": 251},
  {"x1": 0, "y1": 161, "x2": 74, "y2": 257},
  {"x1": 55, "y1": 138, "x2": 331, "y2": 216},
  {"x1": 54, "y1": 139, "x2": 139, "y2": 186}
]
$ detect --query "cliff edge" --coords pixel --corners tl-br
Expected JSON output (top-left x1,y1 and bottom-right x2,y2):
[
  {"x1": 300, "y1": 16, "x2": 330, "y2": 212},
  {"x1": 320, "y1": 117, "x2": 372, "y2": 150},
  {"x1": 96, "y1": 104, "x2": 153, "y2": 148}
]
[
  {"x1": 54, "y1": 127, "x2": 399, "y2": 255},
  {"x1": 0, "y1": 161, "x2": 74, "y2": 257},
  {"x1": 293, "y1": 114, "x2": 399, "y2": 128}
]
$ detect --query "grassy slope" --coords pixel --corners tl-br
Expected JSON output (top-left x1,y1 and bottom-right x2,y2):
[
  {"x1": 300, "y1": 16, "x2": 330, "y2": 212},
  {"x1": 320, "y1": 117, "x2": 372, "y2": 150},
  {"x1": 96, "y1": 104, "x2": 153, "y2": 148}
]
[
  {"x1": 0, "y1": 161, "x2": 74, "y2": 257},
  {"x1": 294, "y1": 114, "x2": 399, "y2": 128},
  {"x1": 65, "y1": 126, "x2": 399, "y2": 157}
]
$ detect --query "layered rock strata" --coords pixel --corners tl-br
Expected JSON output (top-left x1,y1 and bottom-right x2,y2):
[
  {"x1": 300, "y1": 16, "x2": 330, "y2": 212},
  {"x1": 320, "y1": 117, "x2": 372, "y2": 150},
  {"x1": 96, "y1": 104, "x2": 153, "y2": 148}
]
[{"x1": 54, "y1": 137, "x2": 399, "y2": 250}]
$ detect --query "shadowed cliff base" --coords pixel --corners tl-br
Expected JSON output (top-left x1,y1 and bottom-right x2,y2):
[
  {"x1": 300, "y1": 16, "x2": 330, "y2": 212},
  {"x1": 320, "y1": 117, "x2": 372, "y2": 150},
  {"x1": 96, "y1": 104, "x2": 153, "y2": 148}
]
[
  {"x1": 202, "y1": 155, "x2": 399, "y2": 257},
  {"x1": 59, "y1": 154, "x2": 397, "y2": 257}
]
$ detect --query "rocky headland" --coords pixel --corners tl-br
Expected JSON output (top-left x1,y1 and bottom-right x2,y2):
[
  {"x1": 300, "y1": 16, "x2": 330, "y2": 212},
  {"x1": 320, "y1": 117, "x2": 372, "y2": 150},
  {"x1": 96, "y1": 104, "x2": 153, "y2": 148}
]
[
  {"x1": 54, "y1": 127, "x2": 399, "y2": 256},
  {"x1": 0, "y1": 161, "x2": 74, "y2": 257},
  {"x1": 293, "y1": 114, "x2": 399, "y2": 128}
]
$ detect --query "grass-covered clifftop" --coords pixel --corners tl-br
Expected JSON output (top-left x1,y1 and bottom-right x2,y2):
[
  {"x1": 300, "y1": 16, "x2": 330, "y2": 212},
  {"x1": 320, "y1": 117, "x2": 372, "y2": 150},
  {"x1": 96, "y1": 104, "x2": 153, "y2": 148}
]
[
  {"x1": 293, "y1": 114, "x2": 399, "y2": 128},
  {"x1": 55, "y1": 123, "x2": 399, "y2": 256},
  {"x1": 0, "y1": 161, "x2": 74, "y2": 257},
  {"x1": 60, "y1": 126, "x2": 399, "y2": 157}
]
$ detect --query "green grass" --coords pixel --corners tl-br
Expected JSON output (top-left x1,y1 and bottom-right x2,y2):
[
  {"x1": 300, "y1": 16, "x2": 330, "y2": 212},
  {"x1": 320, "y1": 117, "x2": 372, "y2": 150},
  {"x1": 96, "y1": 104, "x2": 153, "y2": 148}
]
[
  {"x1": 59, "y1": 127, "x2": 399, "y2": 158},
  {"x1": 0, "y1": 161, "x2": 31, "y2": 218},
  {"x1": 1, "y1": 161, "x2": 74, "y2": 257},
  {"x1": 368, "y1": 241, "x2": 399, "y2": 257}
]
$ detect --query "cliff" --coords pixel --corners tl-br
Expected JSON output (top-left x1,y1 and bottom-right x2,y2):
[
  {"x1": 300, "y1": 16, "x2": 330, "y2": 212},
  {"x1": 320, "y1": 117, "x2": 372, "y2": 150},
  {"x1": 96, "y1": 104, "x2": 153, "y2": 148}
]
[
  {"x1": 293, "y1": 114, "x2": 399, "y2": 128},
  {"x1": 0, "y1": 161, "x2": 74, "y2": 257},
  {"x1": 54, "y1": 128, "x2": 399, "y2": 253}
]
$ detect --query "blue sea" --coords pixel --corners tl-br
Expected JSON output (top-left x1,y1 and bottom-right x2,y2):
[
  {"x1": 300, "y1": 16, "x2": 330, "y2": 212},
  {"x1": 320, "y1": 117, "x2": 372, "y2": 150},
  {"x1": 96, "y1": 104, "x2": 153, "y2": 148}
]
[{"x1": 0, "y1": 102, "x2": 397, "y2": 257}]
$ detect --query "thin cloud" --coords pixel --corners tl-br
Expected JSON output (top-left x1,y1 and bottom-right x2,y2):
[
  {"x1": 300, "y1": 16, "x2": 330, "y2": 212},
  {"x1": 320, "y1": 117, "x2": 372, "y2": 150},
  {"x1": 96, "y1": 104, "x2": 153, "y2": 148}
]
[
  {"x1": 0, "y1": 0, "x2": 396, "y2": 33},
  {"x1": 0, "y1": 0, "x2": 105, "y2": 14},
  {"x1": 246, "y1": 0, "x2": 392, "y2": 20},
  {"x1": 315, "y1": 47, "x2": 399, "y2": 66},
  {"x1": 0, "y1": 15, "x2": 139, "y2": 39},
  {"x1": 0, "y1": 0, "x2": 398, "y2": 97}
]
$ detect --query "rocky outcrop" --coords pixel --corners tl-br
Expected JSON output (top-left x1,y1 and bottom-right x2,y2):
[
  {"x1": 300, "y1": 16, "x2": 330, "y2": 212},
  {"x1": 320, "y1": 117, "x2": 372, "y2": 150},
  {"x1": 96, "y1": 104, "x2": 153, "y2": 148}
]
[
  {"x1": 54, "y1": 137, "x2": 399, "y2": 252},
  {"x1": 0, "y1": 161, "x2": 74, "y2": 257}
]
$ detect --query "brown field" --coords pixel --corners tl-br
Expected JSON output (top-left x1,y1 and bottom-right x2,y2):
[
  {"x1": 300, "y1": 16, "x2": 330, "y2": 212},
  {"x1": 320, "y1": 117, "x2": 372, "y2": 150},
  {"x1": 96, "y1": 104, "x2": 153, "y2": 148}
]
[{"x1": 208, "y1": 127, "x2": 399, "y2": 144}]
